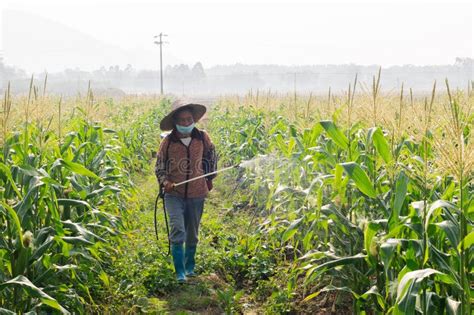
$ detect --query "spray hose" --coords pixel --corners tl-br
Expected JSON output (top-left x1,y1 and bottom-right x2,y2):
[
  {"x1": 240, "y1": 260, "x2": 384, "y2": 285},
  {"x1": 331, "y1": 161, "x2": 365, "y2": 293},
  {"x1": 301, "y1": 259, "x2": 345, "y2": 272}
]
[{"x1": 154, "y1": 185, "x2": 171, "y2": 256}]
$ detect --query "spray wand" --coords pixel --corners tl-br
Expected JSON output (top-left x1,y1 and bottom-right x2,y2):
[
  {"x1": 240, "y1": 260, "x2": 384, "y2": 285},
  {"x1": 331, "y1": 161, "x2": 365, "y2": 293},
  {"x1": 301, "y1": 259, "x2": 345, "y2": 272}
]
[
  {"x1": 172, "y1": 164, "x2": 239, "y2": 187},
  {"x1": 154, "y1": 156, "x2": 267, "y2": 255}
]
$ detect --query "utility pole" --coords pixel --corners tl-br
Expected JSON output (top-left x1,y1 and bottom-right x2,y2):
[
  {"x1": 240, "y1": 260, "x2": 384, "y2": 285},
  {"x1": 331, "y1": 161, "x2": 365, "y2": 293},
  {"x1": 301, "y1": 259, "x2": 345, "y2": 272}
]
[{"x1": 154, "y1": 33, "x2": 168, "y2": 95}]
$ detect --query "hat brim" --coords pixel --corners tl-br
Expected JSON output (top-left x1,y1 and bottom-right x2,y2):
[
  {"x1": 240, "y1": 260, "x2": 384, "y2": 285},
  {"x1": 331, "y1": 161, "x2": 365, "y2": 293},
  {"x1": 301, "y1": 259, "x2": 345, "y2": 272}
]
[{"x1": 160, "y1": 103, "x2": 207, "y2": 131}]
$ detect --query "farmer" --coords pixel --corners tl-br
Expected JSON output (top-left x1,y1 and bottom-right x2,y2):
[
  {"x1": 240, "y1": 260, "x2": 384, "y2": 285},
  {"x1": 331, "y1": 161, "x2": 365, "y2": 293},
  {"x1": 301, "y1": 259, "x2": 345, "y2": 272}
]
[{"x1": 155, "y1": 99, "x2": 218, "y2": 282}]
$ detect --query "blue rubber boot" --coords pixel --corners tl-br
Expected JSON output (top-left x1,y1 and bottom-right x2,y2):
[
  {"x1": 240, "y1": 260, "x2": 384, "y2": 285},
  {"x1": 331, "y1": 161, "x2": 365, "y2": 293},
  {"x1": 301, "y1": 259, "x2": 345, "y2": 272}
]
[
  {"x1": 185, "y1": 245, "x2": 197, "y2": 277},
  {"x1": 171, "y1": 244, "x2": 186, "y2": 283}
]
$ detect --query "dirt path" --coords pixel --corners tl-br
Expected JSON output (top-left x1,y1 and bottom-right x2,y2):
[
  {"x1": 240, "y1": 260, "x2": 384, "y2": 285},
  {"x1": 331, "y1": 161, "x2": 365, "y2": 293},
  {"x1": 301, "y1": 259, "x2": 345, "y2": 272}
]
[{"x1": 102, "y1": 162, "x2": 260, "y2": 314}]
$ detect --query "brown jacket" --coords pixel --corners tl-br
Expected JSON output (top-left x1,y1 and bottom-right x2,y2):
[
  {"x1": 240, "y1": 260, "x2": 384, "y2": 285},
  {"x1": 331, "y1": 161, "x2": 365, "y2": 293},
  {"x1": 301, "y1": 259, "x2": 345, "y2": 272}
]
[{"x1": 154, "y1": 128, "x2": 217, "y2": 199}]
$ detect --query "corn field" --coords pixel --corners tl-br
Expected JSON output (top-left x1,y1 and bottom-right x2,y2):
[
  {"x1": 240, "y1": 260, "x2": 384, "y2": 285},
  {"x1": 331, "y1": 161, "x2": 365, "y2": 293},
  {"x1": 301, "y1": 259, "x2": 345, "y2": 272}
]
[
  {"x1": 0, "y1": 75, "x2": 473, "y2": 314},
  {"x1": 208, "y1": 77, "x2": 473, "y2": 314}
]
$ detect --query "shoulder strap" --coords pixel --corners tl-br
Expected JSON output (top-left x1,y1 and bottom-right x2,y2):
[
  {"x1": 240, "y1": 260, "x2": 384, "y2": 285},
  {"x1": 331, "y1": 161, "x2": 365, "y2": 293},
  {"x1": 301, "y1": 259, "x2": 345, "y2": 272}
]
[
  {"x1": 199, "y1": 130, "x2": 212, "y2": 176},
  {"x1": 199, "y1": 130, "x2": 209, "y2": 157},
  {"x1": 165, "y1": 135, "x2": 172, "y2": 171}
]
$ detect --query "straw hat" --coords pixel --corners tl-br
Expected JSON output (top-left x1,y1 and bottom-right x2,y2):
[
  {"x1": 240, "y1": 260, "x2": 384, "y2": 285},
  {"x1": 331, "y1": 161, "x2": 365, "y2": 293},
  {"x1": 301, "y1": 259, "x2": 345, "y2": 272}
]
[{"x1": 160, "y1": 99, "x2": 207, "y2": 131}]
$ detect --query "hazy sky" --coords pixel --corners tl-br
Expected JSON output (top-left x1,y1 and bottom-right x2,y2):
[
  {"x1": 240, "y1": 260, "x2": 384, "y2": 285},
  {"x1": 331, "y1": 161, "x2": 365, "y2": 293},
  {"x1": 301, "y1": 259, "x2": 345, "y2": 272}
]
[{"x1": 1, "y1": 0, "x2": 473, "y2": 72}]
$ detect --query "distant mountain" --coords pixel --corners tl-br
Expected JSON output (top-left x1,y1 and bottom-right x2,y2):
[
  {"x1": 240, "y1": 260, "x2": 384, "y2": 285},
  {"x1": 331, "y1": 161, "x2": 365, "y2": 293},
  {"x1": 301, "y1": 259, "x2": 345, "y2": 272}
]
[{"x1": 2, "y1": 10, "x2": 182, "y2": 73}]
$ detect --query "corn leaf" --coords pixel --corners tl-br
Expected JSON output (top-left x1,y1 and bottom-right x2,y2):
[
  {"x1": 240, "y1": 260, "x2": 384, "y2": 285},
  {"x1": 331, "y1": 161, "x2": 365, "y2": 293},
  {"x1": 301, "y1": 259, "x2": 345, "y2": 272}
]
[
  {"x1": 340, "y1": 162, "x2": 376, "y2": 198},
  {"x1": 320, "y1": 120, "x2": 349, "y2": 149}
]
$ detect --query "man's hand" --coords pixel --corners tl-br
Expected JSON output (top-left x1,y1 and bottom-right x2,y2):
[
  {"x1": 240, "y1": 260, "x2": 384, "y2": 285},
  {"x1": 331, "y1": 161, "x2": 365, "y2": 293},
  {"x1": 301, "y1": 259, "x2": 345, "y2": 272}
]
[
  {"x1": 206, "y1": 179, "x2": 213, "y2": 191},
  {"x1": 163, "y1": 180, "x2": 175, "y2": 193}
]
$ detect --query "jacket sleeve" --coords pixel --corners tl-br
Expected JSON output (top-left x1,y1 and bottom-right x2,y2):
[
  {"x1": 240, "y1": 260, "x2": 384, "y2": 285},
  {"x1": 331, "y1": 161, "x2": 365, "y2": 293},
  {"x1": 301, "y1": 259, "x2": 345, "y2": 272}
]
[
  {"x1": 202, "y1": 131, "x2": 218, "y2": 181},
  {"x1": 155, "y1": 137, "x2": 170, "y2": 185}
]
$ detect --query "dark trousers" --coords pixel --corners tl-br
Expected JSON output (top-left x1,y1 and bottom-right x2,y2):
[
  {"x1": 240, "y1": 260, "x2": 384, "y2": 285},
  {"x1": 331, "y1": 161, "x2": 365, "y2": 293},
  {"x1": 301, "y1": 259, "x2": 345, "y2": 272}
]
[{"x1": 164, "y1": 193, "x2": 205, "y2": 246}]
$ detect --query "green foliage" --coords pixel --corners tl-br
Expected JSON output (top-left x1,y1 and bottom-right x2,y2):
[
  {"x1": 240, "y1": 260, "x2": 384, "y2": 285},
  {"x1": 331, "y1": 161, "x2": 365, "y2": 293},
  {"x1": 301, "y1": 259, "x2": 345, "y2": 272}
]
[
  {"x1": 3, "y1": 91, "x2": 471, "y2": 314},
  {"x1": 216, "y1": 286, "x2": 244, "y2": 314},
  {"x1": 0, "y1": 99, "x2": 169, "y2": 313},
  {"x1": 208, "y1": 104, "x2": 473, "y2": 314}
]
